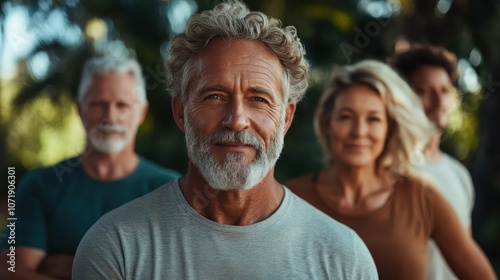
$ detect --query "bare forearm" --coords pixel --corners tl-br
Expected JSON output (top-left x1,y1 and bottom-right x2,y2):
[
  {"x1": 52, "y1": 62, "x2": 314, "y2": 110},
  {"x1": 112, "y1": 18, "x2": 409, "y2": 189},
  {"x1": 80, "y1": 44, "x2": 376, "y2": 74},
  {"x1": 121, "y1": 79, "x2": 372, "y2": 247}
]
[
  {"x1": 0, "y1": 249, "x2": 72, "y2": 280},
  {"x1": 439, "y1": 236, "x2": 497, "y2": 280},
  {"x1": 38, "y1": 253, "x2": 73, "y2": 280}
]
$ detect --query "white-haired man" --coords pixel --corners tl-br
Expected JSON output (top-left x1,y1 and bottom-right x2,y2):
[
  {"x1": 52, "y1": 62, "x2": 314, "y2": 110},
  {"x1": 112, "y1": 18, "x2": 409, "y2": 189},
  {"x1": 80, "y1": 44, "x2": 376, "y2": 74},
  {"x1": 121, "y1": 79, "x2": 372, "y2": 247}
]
[{"x1": 0, "y1": 57, "x2": 180, "y2": 280}]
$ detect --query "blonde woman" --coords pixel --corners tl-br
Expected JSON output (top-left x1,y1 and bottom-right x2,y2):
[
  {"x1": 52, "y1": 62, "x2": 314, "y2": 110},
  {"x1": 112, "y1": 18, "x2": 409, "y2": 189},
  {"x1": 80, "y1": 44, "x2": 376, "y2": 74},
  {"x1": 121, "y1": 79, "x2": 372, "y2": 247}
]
[{"x1": 286, "y1": 60, "x2": 496, "y2": 279}]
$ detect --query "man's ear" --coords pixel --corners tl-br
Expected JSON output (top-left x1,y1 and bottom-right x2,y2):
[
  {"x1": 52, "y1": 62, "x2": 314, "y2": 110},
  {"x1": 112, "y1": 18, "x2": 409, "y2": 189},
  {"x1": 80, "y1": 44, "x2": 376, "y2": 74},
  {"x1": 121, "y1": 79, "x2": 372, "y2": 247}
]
[
  {"x1": 76, "y1": 102, "x2": 83, "y2": 119},
  {"x1": 137, "y1": 102, "x2": 149, "y2": 125},
  {"x1": 283, "y1": 101, "x2": 297, "y2": 135},
  {"x1": 171, "y1": 96, "x2": 186, "y2": 132}
]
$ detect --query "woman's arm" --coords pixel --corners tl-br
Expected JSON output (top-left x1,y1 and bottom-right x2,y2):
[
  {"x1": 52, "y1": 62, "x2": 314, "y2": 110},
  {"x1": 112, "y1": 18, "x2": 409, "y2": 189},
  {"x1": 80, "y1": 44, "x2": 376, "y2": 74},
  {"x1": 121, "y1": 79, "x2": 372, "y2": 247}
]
[{"x1": 429, "y1": 187, "x2": 497, "y2": 279}]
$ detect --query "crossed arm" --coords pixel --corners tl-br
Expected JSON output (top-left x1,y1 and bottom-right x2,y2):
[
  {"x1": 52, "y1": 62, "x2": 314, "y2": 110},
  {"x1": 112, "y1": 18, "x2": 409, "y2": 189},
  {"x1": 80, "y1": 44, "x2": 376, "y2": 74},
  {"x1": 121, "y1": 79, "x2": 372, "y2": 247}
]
[{"x1": 0, "y1": 247, "x2": 73, "y2": 280}]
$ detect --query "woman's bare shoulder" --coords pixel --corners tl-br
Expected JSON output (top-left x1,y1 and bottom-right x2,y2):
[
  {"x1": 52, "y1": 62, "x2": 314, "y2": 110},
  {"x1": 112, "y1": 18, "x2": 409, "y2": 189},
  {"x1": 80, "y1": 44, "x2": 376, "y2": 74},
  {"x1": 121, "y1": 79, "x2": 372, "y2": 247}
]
[{"x1": 285, "y1": 172, "x2": 317, "y2": 193}]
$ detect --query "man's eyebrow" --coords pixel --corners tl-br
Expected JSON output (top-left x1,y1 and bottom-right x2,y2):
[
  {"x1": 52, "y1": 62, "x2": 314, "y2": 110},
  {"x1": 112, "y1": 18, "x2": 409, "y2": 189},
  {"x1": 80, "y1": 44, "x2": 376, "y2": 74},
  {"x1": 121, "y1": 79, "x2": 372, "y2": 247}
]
[
  {"x1": 249, "y1": 86, "x2": 273, "y2": 94},
  {"x1": 199, "y1": 85, "x2": 227, "y2": 94}
]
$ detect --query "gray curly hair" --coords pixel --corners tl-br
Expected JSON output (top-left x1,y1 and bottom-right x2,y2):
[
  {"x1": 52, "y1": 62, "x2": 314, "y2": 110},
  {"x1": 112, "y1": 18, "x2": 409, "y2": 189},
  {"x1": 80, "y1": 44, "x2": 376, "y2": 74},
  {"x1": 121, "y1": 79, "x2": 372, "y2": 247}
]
[
  {"x1": 315, "y1": 60, "x2": 435, "y2": 177},
  {"x1": 166, "y1": 0, "x2": 309, "y2": 104}
]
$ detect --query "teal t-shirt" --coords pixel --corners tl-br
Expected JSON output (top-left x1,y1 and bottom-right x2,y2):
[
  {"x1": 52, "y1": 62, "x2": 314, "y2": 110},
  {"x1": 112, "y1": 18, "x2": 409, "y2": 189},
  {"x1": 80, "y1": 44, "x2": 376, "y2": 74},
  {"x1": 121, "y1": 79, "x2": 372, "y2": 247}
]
[{"x1": 1, "y1": 157, "x2": 180, "y2": 254}]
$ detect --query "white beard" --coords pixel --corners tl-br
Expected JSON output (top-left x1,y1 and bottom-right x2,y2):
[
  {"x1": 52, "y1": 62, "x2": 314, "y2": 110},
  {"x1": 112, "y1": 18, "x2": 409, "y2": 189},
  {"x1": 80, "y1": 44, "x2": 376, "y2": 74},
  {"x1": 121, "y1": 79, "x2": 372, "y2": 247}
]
[
  {"x1": 87, "y1": 123, "x2": 134, "y2": 154},
  {"x1": 184, "y1": 109, "x2": 286, "y2": 191},
  {"x1": 89, "y1": 136, "x2": 128, "y2": 153}
]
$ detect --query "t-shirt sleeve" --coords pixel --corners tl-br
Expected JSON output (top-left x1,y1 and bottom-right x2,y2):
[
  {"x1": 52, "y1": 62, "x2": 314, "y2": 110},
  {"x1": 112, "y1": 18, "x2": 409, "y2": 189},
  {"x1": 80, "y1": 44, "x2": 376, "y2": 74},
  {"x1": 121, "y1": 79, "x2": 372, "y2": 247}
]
[
  {"x1": 1, "y1": 171, "x2": 49, "y2": 251},
  {"x1": 457, "y1": 164, "x2": 475, "y2": 225},
  {"x1": 351, "y1": 231, "x2": 379, "y2": 279},
  {"x1": 73, "y1": 221, "x2": 123, "y2": 279}
]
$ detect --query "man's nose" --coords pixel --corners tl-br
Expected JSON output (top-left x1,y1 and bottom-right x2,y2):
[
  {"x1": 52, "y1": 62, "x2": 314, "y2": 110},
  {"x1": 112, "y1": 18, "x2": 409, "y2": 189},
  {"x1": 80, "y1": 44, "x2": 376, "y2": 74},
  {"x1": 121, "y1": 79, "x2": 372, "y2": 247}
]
[
  {"x1": 431, "y1": 91, "x2": 443, "y2": 108},
  {"x1": 221, "y1": 99, "x2": 250, "y2": 132},
  {"x1": 102, "y1": 105, "x2": 120, "y2": 125}
]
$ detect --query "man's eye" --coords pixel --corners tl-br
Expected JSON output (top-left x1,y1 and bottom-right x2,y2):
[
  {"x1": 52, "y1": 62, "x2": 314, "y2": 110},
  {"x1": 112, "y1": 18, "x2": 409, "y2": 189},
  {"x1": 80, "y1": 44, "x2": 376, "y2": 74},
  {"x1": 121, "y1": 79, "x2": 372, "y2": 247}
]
[
  {"x1": 89, "y1": 102, "x2": 104, "y2": 108},
  {"x1": 206, "y1": 94, "x2": 221, "y2": 100},
  {"x1": 117, "y1": 103, "x2": 129, "y2": 109},
  {"x1": 252, "y1": 97, "x2": 266, "y2": 103},
  {"x1": 442, "y1": 87, "x2": 453, "y2": 94}
]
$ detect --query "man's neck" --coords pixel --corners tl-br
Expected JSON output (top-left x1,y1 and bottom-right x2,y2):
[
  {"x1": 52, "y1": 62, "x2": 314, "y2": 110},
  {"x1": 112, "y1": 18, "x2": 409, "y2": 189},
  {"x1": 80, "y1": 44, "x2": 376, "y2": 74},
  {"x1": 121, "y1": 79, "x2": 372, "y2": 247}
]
[
  {"x1": 179, "y1": 163, "x2": 284, "y2": 226},
  {"x1": 424, "y1": 133, "x2": 443, "y2": 162},
  {"x1": 80, "y1": 146, "x2": 140, "y2": 181}
]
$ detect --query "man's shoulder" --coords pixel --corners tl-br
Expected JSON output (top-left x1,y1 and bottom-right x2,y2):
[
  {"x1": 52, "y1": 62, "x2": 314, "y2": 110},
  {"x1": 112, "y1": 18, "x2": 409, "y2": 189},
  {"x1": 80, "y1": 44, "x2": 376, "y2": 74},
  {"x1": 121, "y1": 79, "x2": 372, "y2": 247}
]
[
  {"x1": 96, "y1": 180, "x2": 178, "y2": 225},
  {"x1": 423, "y1": 153, "x2": 473, "y2": 188},
  {"x1": 285, "y1": 189, "x2": 376, "y2": 275},
  {"x1": 439, "y1": 153, "x2": 474, "y2": 191},
  {"x1": 138, "y1": 157, "x2": 181, "y2": 179},
  {"x1": 441, "y1": 153, "x2": 471, "y2": 174},
  {"x1": 19, "y1": 157, "x2": 83, "y2": 186},
  {"x1": 286, "y1": 189, "x2": 359, "y2": 242},
  {"x1": 284, "y1": 173, "x2": 359, "y2": 237}
]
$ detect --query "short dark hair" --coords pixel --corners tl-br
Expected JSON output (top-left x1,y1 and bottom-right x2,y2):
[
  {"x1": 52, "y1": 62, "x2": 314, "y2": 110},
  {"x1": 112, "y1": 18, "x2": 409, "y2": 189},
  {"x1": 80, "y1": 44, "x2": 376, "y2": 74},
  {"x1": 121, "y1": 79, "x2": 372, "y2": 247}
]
[{"x1": 390, "y1": 44, "x2": 458, "y2": 84}]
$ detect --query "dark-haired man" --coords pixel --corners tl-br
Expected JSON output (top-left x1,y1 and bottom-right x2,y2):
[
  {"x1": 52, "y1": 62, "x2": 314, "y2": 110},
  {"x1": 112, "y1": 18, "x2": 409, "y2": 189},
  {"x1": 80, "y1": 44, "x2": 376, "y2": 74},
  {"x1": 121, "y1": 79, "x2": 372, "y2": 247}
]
[{"x1": 392, "y1": 45, "x2": 475, "y2": 280}]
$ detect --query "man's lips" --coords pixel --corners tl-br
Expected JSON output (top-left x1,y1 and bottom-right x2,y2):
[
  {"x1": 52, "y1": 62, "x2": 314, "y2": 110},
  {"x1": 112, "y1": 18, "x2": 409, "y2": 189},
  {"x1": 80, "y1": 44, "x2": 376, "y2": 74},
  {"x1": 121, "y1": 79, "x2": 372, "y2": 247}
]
[
  {"x1": 215, "y1": 142, "x2": 253, "y2": 147},
  {"x1": 100, "y1": 131, "x2": 125, "y2": 136},
  {"x1": 214, "y1": 142, "x2": 255, "y2": 151}
]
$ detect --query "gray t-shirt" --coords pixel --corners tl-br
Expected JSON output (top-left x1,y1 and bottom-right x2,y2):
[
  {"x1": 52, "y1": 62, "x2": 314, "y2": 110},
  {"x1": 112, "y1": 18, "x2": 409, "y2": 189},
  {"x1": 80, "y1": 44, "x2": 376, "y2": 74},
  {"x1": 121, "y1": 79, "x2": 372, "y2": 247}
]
[
  {"x1": 422, "y1": 153, "x2": 475, "y2": 280},
  {"x1": 73, "y1": 180, "x2": 378, "y2": 279}
]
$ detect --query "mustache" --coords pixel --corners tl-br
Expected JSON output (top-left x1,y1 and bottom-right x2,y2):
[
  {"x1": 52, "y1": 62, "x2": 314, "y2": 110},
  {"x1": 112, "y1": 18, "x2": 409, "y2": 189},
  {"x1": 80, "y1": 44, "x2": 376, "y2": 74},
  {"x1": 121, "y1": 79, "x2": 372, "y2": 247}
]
[
  {"x1": 201, "y1": 130, "x2": 264, "y2": 151},
  {"x1": 98, "y1": 124, "x2": 127, "y2": 133}
]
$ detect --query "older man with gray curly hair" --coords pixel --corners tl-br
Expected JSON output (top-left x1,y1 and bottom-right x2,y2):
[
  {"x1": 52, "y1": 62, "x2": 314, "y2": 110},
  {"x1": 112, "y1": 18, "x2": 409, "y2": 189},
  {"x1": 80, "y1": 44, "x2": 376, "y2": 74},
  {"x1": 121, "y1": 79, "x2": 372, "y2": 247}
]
[{"x1": 73, "y1": 1, "x2": 378, "y2": 279}]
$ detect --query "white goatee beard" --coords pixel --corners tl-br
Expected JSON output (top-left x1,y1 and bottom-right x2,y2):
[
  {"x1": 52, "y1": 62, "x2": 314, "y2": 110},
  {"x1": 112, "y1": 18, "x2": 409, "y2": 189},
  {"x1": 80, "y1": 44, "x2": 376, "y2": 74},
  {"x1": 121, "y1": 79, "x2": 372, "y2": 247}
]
[
  {"x1": 184, "y1": 109, "x2": 286, "y2": 191},
  {"x1": 87, "y1": 123, "x2": 135, "y2": 154}
]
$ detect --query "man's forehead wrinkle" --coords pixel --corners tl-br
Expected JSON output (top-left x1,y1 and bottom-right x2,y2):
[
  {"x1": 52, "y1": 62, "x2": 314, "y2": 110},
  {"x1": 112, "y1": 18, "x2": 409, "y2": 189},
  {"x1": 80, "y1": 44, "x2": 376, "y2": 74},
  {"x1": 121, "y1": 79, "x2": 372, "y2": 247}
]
[
  {"x1": 201, "y1": 84, "x2": 227, "y2": 91},
  {"x1": 248, "y1": 79, "x2": 278, "y2": 91},
  {"x1": 199, "y1": 67, "x2": 280, "y2": 84},
  {"x1": 248, "y1": 86, "x2": 273, "y2": 95},
  {"x1": 198, "y1": 74, "x2": 278, "y2": 90},
  {"x1": 198, "y1": 67, "x2": 279, "y2": 83},
  {"x1": 231, "y1": 57, "x2": 281, "y2": 73}
]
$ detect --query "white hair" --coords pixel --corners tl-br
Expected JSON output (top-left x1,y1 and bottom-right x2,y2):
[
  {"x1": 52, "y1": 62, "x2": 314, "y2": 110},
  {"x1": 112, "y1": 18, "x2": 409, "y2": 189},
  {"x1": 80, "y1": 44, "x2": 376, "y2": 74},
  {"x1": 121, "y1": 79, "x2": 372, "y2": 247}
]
[{"x1": 77, "y1": 57, "x2": 147, "y2": 103}]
